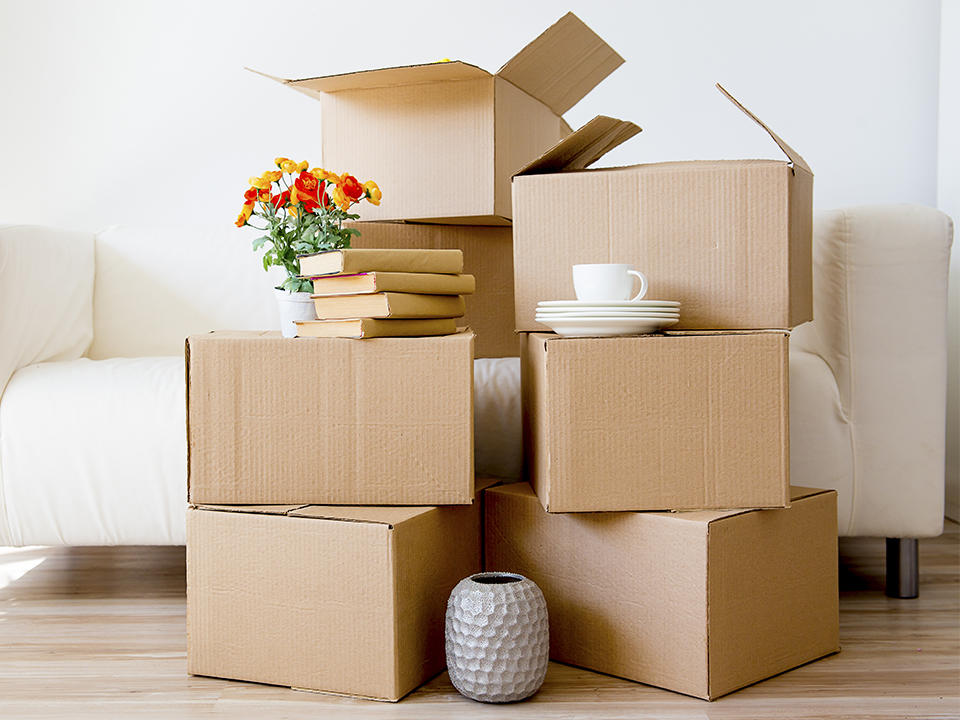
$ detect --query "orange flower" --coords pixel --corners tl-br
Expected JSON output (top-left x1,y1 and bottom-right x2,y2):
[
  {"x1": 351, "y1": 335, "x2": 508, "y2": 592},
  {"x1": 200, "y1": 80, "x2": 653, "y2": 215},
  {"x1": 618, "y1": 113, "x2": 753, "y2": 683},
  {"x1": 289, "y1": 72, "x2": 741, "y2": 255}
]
[
  {"x1": 363, "y1": 180, "x2": 381, "y2": 206},
  {"x1": 243, "y1": 187, "x2": 259, "y2": 204},
  {"x1": 292, "y1": 171, "x2": 324, "y2": 213},
  {"x1": 248, "y1": 175, "x2": 271, "y2": 190},
  {"x1": 340, "y1": 175, "x2": 363, "y2": 202},
  {"x1": 262, "y1": 170, "x2": 283, "y2": 183}
]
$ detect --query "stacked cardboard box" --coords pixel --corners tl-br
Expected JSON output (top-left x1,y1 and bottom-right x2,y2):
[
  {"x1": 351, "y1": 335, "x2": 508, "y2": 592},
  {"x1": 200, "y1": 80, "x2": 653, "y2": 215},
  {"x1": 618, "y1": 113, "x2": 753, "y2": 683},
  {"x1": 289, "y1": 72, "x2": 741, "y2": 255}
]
[
  {"x1": 186, "y1": 10, "x2": 840, "y2": 706},
  {"x1": 486, "y1": 80, "x2": 840, "y2": 700}
]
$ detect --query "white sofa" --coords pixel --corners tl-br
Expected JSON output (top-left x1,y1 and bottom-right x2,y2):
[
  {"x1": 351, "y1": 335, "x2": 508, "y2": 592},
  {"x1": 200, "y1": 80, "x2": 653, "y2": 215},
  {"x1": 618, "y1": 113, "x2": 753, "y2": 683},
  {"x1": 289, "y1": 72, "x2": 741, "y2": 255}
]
[{"x1": 0, "y1": 205, "x2": 952, "y2": 595}]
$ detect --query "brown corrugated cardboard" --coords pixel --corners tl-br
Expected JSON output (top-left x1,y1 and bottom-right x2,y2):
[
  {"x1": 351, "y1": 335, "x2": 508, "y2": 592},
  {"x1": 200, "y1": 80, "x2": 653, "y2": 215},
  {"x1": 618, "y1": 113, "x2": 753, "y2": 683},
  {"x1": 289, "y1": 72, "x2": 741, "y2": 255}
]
[
  {"x1": 512, "y1": 84, "x2": 813, "y2": 331},
  {"x1": 186, "y1": 330, "x2": 474, "y2": 505},
  {"x1": 484, "y1": 482, "x2": 839, "y2": 700},
  {"x1": 349, "y1": 222, "x2": 516, "y2": 357},
  {"x1": 522, "y1": 331, "x2": 789, "y2": 512},
  {"x1": 251, "y1": 13, "x2": 622, "y2": 224},
  {"x1": 187, "y1": 481, "x2": 492, "y2": 701}
]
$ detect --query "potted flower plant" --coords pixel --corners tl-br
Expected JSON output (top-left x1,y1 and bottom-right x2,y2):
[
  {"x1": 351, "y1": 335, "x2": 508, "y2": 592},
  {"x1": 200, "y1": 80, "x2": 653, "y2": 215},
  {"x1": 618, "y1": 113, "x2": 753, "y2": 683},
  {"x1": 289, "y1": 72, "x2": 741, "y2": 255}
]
[{"x1": 235, "y1": 158, "x2": 381, "y2": 336}]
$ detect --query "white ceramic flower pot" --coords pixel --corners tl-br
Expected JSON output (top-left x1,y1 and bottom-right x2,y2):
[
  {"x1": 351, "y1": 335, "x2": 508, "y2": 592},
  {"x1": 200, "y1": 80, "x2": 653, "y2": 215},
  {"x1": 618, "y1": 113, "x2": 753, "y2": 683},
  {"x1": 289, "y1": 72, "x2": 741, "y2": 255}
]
[
  {"x1": 445, "y1": 572, "x2": 549, "y2": 703},
  {"x1": 274, "y1": 289, "x2": 315, "y2": 338}
]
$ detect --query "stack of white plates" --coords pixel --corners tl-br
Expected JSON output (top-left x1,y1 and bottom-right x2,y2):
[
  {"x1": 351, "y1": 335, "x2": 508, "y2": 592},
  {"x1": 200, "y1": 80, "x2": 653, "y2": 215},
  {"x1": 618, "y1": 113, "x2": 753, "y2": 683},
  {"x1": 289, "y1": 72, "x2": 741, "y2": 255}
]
[{"x1": 535, "y1": 300, "x2": 680, "y2": 337}]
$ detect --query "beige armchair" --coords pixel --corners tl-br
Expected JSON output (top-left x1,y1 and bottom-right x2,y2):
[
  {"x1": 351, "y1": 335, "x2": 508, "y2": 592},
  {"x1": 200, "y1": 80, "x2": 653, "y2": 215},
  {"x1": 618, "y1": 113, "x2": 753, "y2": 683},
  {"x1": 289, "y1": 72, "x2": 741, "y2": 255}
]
[{"x1": 790, "y1": 204, "x2": 953, "y2": 597}]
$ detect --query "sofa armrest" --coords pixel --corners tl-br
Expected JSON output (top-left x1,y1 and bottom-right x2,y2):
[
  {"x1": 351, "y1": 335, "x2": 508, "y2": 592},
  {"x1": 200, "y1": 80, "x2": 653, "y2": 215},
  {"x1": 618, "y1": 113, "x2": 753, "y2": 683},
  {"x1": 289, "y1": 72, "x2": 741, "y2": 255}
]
[
  {"x1": 0, "y1": 225, "x2": 95, "y2": 395},
  {"x1": 802, "y1": 205, "x2": 953, "y2": 537}
]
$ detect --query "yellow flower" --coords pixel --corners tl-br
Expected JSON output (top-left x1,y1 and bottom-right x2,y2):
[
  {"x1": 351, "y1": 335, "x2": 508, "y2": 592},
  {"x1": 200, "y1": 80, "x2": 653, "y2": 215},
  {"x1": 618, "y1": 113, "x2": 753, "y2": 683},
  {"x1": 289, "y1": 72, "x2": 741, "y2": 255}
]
[
  {"x1": 248, "y1": 176, "x2": 271, "y2": 190},
  {"x1": 310, "y1": 167, "x2": 340, "y2": 183},
  {"x1": 331, "y1": 185, "x2": 352, "y2": 210},
  {"x1": 287, "y1": 204, "x2": 299, "y2": 217},
  {"x1": 280, "y1": 160, "x2": 298, "y2": 173},
  {"x1": 235, "y1": 204, "x2": 253, "y2": 227},
  {"x1": 363, "y1": 180, "x2": 381, "y2": 206},
  {"x1": 296, "y1": 160, "x2": 309, "y2": 172},
  {"x1": 263, "y1": 170, "x2": 283, "y2": 183},
  {"x1": 436, "y1": 58, "x2": 451, "y2": 63},
  {"x1": 259, "y1": 189, "x2": 271, "y2": 202},
  {"x1": 274, "y1": 156, "x2": 291, "y2": 167}
]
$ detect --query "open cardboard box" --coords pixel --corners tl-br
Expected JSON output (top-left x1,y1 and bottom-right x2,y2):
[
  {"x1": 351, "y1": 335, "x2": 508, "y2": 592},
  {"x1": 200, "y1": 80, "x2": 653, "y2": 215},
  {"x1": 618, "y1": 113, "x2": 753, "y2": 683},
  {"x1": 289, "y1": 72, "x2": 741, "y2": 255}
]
[
  {"x1": 251, "y1": 12, "x2": 623, "y2": 224},
  {"x1": 484, "y1": 482, "x2": 840, "y2": 700},
  {"x1": 187, "y1": 479, "x2": 493, "y2": 701},
  {"x1": 347, "y1": 222, "x2": 517, "y2": 358},
  {"x1": 512, "y1": 84, "x2": 813, "y2": 331},
  {"x1": 186, "y1": 329, "x2": 474, "y2": 505},
  {"x1": 522, "y1": 330, "x2": 790, "y2": 512}
]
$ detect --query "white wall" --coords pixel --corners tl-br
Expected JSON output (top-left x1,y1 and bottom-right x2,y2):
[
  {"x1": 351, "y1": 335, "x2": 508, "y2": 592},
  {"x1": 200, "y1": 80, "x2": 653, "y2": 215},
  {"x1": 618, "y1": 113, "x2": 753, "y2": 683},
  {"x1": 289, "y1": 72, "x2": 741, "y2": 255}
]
[
  {"x1": 0, "y1": 0, "x2": 942, "y2": 230},
  {"x1": 940, "y1": 0, "x2": 960, "y2": 520},
  {"x1": 0, "y1": 1, "x2": 954, "y2": 510}
]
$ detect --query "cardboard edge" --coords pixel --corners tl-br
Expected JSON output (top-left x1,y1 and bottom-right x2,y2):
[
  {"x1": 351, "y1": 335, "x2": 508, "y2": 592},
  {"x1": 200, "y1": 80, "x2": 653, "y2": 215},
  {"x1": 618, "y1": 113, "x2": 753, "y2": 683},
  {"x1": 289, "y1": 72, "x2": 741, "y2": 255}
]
[
  {"x1": 247, "y1": 61, "x2": 492, "y2": 93},
  {"x1": 184, "y1": 336, "x2": 192, "y2": 503},
  {"x1": 716, "y1": 83, "x2": 812, "y2": 174}
]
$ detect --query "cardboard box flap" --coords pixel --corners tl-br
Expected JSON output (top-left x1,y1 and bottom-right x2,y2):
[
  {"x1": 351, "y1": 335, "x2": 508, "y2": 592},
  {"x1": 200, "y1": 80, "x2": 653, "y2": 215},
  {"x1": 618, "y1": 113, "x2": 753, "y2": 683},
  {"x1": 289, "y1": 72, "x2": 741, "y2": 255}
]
[
  {"x1": 247, "y1": 61, "x2": 491, "y2": 98},
  {"x1": 514, "y1": 116, "x2": 641, "y2": 176},
  {"x1": 790, "y1": 485, "x2": 834, "y2": 502},
  {"x1": 190, "y1": 504, "x2": 309, "y2": 515},
  {"x1": 496, "y1": 12, "x2": 624, "y2": 115},
  {"x1": 288, "y1": 505, "x2": 431, "y2": 526},
  {"x1": 716, "y1": 83, "x2": 811, "y2": 174}
]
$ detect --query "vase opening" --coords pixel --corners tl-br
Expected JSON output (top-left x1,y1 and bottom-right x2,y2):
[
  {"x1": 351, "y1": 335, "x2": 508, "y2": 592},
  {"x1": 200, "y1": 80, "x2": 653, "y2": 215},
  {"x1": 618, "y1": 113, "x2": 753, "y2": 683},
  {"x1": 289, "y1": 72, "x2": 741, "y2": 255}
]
[{"x1": 470, "y1": 572, "x2": 524, "y2": 585}]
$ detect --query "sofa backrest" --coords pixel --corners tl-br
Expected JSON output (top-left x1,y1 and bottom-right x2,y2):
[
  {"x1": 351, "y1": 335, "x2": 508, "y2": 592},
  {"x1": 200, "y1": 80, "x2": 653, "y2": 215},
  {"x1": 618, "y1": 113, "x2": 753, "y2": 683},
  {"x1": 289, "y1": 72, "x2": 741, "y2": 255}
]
[{"x1": 88, "y1": 226, "x2": 280, "y2": 359}]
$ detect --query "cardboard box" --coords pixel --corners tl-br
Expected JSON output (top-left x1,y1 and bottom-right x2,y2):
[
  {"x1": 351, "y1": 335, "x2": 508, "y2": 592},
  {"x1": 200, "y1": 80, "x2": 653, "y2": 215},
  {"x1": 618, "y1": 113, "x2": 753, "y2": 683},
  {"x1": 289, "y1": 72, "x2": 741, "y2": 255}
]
[
  {"x1": 522, "y1": 331, "x2": 789, "y2": 512},
  {"x1": 186, "y1": 330, "x2": 474, "y2": 505},
  {"x1": 484, "y1": 482, "x2": 839, "y2": 700},
  {"x1": 187, "y1": 484, "x2": 489, "y2": 701},
  {"x1": 512, "y1": 85, "x2": 813, "y2": 331},
  {"x1": 348, "y1": 222, "x2": 516, "y2": 357},
  {"x1": 252, "y1": 13, "x2": 622, "y2": 224}
]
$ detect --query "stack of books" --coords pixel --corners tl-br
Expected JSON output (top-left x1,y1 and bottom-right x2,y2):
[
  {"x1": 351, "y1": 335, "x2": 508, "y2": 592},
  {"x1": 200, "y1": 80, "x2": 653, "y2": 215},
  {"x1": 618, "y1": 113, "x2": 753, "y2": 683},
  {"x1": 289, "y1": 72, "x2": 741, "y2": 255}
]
[{"x1": 294, "y1": 248, "x2": 475, "y2": 338}]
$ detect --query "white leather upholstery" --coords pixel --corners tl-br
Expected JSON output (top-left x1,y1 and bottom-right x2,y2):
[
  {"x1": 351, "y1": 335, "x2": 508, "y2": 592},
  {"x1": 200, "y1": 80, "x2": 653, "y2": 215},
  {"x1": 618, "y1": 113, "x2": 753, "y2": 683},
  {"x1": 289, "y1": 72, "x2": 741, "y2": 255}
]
[
  {"x1": 0, "y1": 357, "x2": 186, "y2": 546},
  {"x1": 0, "y1": 225, "x2": 94, "y2": 394},
  {"x1": 789, "y1": 205, "x2": 953, "y2": 537}
]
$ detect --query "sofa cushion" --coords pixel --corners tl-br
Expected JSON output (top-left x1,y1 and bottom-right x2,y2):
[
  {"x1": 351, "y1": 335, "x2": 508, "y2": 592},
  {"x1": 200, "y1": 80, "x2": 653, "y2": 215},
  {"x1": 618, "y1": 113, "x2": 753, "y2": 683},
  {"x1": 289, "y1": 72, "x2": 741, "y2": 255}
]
[{"x1": 0, "y1": 357, "x2": 186, "y2": 545}]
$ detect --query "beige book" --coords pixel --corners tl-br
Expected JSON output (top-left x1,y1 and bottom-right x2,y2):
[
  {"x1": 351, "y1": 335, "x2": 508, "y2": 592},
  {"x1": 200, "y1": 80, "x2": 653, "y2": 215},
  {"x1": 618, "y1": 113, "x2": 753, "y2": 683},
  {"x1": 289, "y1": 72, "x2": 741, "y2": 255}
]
[
  {"x1": 310, "y1": 272, "x2": 475, "y2": 297},
  {"x1": 294, "y1": 317, "x2": 459, "y2": 339},
  {"x1": 312, "y1": 292, "x2": 465, "y2": 320},
  {"x1": 299, "y1": 248, "x2": 464, "y2": 277}
]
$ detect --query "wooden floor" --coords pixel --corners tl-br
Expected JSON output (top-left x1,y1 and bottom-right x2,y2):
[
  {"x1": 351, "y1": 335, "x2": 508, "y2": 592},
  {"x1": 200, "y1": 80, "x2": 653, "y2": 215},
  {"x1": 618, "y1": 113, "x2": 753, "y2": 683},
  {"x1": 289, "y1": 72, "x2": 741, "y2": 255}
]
[{"x1": 0, "y1": 524, "x2": 957, "y2": 719}]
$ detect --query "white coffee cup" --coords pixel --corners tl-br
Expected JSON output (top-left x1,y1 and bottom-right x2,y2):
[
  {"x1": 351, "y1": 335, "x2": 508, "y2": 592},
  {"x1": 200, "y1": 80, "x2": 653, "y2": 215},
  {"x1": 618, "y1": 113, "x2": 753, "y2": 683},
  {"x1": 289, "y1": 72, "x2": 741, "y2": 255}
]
[{"x1": 572, "y1": 264, "x2": 648, "y2": 302}]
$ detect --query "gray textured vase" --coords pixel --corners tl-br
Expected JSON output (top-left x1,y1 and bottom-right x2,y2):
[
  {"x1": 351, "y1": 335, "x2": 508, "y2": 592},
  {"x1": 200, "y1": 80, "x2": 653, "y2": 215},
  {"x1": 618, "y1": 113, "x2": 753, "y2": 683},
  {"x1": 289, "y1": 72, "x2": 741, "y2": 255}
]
[{"x1": 445, "y1": 572, "x2": 549, "y2": 703}]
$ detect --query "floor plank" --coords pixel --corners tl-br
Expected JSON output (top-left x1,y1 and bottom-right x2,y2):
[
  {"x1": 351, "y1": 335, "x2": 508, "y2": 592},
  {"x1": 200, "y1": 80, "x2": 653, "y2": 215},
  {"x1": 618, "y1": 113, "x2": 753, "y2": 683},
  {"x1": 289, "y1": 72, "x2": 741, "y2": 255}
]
[{"x1": 0, "y1": 524, "x2": 957, "y2": 719}]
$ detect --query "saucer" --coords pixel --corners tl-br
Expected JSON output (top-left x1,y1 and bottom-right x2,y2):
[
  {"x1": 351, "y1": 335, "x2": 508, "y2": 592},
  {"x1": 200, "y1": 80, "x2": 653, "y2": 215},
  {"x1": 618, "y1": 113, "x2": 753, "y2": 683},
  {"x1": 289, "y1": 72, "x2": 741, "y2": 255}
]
[
  {"x1": 538, "y1": 299, "x2": 680, "y2": 309},
  {"x1": 536, "y1": 315, "x2": 679, "y2": 337}
]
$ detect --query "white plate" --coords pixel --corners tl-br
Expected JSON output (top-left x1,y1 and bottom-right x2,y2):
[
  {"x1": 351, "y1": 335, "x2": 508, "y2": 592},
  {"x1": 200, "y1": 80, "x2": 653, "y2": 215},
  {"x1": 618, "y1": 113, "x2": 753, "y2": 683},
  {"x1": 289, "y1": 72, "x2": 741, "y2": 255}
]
[
  {"x1": 536, "y1": 308, "x2": 679, "y2": 316},
  {"x1": 536, "y1": 316, "x2": 679, "y2": 337},
  {"x1": 536, "y1": 311, "x2": 679, "y2": 320},
  {"x1": 537, "y1": 299, "x2": 680, "y2": 309}
]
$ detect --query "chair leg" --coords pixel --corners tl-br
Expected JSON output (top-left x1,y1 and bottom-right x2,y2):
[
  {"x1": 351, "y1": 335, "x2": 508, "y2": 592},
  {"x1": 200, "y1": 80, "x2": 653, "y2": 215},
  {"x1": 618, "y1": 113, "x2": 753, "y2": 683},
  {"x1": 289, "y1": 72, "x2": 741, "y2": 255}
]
[{"x1": 885, "y1": 538, "x2": 919, "y2": 598}]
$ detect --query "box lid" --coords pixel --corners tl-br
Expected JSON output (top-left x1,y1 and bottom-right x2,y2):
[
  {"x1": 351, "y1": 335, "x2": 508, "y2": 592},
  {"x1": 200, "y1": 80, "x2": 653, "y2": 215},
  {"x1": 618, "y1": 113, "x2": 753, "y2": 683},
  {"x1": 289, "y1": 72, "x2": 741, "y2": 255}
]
[
  {"x1": 515, "y1": 83, "x2": 810, "y2": 176},
  {"x1": 249, "y1": 12, "x2": 622, "y2": 115}
]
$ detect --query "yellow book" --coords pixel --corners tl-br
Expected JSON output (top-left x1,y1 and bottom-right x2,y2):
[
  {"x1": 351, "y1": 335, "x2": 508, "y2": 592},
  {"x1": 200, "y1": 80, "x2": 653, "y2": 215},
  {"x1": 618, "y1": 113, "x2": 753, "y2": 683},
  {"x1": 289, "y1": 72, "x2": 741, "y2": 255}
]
[
  {"x1": 294, "y1": 317, "x2": 459, "y2": 339},
  {"x1": 310, "y1": 272, "x2": 475, "y2": 296},
  {"x1": 312, "y1": 292, "x2": 466, "y2": 320},
  {"x1": 299, "y1": 248, "x2": 464, "y2": 277}
]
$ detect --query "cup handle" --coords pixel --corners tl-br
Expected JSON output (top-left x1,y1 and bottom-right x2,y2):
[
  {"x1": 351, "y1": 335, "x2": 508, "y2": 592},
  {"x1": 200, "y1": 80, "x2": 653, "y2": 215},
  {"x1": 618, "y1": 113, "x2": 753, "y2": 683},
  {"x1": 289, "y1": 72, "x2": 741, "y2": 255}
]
[{"x1": 628, "y1": 270, "x2": 648, "y2": 302}]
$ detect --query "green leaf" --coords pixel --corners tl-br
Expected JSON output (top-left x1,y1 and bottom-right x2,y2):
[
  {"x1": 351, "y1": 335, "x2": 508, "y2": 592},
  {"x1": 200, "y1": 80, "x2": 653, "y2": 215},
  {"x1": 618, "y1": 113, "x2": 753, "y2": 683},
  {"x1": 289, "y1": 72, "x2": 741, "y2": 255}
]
[
  {"x1": 343, "y1": 228, "x2": 361, "y2": 236},
  {"x1": 252, "y1": 236, "x2": 269, "y2": 250}
]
